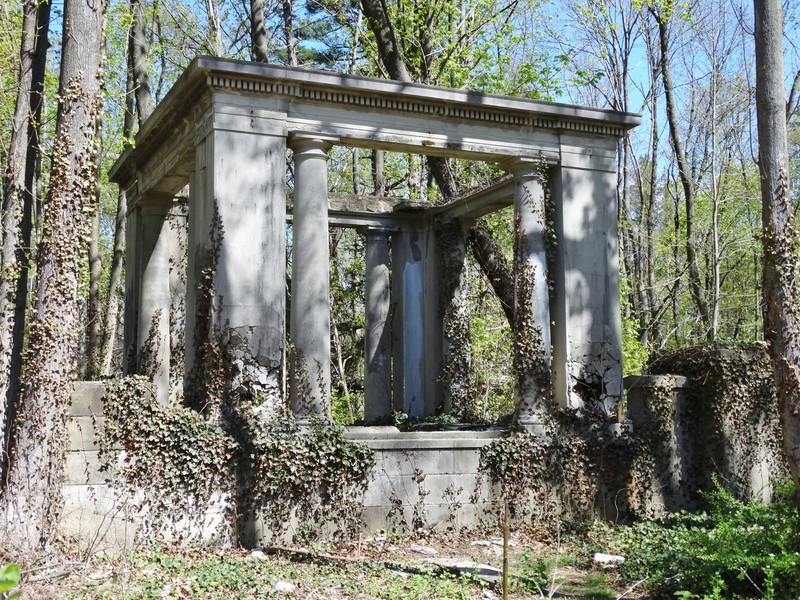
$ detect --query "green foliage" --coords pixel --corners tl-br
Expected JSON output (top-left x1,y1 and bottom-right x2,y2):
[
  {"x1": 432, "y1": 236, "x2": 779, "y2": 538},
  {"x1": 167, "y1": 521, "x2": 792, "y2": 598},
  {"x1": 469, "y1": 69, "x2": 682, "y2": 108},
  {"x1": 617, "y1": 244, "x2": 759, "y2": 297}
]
[
  {"x1": 0, "y1": 564, "x2": 21, "y2": 600},
  {"x1": 101, "y1": 375, "x2": 375, "y2": 544},
  {"x1": 100, "y1": 377, "x2": 237, "y2": 541},
  {"x1": 243, "y1": 409, "x2": 375, "y2": 542},
  {"x1": 620, "y1": 277, "x2": 649, "y2": 375},
  {"x1": 615, "y1": 479, "x2": 800, "y2": 598},
  {"x1": 478, "y1": 424, "x2": 601, "y2": 523},
  {"x1": 57, "y1": 547, "x2": 487, "y2": 599}
]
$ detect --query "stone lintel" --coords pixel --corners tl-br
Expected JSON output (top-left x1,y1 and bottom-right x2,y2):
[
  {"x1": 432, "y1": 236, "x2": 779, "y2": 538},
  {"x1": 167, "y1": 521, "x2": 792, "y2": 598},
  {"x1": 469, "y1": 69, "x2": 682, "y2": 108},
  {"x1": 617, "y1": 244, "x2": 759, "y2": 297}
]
[{"x1": 110, "y1": 57, "x2": 639, "y2": 188}]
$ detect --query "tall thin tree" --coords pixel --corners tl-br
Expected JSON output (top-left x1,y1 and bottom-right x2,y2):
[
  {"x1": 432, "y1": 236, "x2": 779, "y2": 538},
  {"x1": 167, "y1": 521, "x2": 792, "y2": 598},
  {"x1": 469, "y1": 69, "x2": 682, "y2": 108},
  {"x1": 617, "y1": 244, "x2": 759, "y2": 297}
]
[
  {"x1": 0, "y1": 0, "x2": 51, "y2": 480},
  {"x1": 754, "y1": 0, "x2": 800, "y2": 493},
  {"x1": 2, "y1": 0, "x2": 106, "y2": 547}
]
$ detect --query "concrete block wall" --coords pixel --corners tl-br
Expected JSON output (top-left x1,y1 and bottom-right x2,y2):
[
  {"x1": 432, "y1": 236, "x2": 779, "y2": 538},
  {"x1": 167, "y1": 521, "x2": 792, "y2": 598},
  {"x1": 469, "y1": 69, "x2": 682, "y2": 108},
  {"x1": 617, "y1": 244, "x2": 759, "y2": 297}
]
[
  {"x1": 346, "y1": 427, "x2": 505, "y2": 532},
  {"x1": 60, "y1": 382, "x2": 137, "y2": 553}
]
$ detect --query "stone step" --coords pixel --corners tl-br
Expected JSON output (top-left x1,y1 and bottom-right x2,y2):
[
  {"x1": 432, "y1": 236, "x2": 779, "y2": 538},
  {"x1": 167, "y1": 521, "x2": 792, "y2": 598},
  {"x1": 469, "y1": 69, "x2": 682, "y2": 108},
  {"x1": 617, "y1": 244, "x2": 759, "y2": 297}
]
[
  {"x1": 60, "y1": 484, "x2": 137, "y2": 553},
  {"x1": 71, "y1": 381, "x2": 106, "y2": 417},
  {"x1": 64, "y1": 450, "x2": 123, "y2": 485},
  {"x1": 67, "y1": 416, "x2": 104, "y2": 451}
]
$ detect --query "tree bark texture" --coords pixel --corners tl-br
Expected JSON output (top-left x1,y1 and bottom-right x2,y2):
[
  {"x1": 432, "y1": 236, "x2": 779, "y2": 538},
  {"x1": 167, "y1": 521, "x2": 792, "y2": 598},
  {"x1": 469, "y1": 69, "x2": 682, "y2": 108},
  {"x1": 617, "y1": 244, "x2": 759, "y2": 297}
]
[
  {"x1": 754, "y1": 0, "x2": 800, "y2": 494},
  {"x1": 250, "y1": 0, "x2": 270, "y2": 62},
  {"x1": 130, "y1": 0, "x2": 153, "y2": 124},
  {"x1": 653, "y1": 5, "x2": 712, "y2": 340},
  {"x1": 0, "y1": 0, "x2": 51, "y2": 481},
  {"x1": 2, "y1": 0, "x2": 105, "y2": 548}
]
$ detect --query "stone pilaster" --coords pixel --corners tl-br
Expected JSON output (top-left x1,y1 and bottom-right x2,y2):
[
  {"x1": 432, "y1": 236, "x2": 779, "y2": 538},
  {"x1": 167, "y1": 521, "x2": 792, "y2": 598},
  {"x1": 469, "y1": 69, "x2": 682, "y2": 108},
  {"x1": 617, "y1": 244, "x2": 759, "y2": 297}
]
[
  {"x1": 137, "y1": 195, "x2": 174, "y2": 406},
  {"x1": 289, "y1": 134, "x2": 337, "y2": 420},
  {"x1": 363, "y1": 228, "x2": 392, "y2": 422}
]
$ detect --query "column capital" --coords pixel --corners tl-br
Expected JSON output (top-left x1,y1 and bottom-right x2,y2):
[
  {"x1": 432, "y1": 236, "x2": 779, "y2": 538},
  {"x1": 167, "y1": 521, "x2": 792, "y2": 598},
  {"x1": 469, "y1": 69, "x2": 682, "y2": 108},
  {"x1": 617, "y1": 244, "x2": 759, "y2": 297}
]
[
  {"x1": 362, "y1": 226, "x2": 395, "y2": 242},
  {"x1": 501, "y1": 156, "x2": 548, "y2": 180},
  {"x1": 288, "y1": 132, "x2": 339, "y2": 156},
  {"x1": 136, "y1": 192, "x2": 177, "y2": 215}
]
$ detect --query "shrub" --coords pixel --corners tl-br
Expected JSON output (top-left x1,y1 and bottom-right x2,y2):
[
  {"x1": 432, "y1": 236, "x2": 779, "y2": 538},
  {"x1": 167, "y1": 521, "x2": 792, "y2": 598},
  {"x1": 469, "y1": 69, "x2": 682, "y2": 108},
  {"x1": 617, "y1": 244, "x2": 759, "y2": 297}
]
[{"x1": 615, "y1": 478, "x2": 800, "y2": 598}]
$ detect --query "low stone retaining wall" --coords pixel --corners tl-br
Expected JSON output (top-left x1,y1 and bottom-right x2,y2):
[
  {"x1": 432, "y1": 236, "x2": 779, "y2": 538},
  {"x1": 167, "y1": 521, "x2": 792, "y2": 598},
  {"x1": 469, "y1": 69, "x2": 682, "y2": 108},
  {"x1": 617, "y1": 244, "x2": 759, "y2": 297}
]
[
  {"x1": 345, "y1": 427, "x2": 505, "y2": 532},
  {"x1": 61, "y1": 383, "x2": 508, "y2": 550},
  {"x1": 61, "y1": 382, "x2": 136, "y2": 553}
]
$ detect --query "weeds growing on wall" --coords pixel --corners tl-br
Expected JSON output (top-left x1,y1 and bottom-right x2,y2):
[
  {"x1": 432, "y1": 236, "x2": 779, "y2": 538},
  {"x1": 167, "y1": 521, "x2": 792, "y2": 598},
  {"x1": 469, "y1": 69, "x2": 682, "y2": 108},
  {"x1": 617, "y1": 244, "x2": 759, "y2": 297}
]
[
  {"x1": 477, "y1": 408, "x2": 627, "y2": 526},
  {"x1": 228, "y1": 402, "x2": 375, "y2": 544},
  {"x1": 100, "y1": 377, "x2": 375, "y2": 544},
  {"x1": 647, "y1": 345, "x2": 788, "y2": 504},
  {"x1": 100, "y1": 377, "x2": 237, "y2": 543}
]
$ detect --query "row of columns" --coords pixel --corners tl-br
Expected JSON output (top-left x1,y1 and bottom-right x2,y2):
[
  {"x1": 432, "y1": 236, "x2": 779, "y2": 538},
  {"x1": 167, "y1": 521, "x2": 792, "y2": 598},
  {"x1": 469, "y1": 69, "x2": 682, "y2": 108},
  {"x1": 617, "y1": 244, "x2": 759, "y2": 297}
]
[{"x1": 127, "y1": 133, "x2": 554, "y2": 428}]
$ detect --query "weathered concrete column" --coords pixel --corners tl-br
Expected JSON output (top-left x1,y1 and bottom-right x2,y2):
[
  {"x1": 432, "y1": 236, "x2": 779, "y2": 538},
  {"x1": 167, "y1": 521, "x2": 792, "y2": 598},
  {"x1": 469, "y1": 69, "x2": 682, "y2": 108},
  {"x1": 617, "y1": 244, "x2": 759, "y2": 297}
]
[
  {"x1": 184, "y1": 121, "x2": 288, "y2": 412},
  {"x1": 549, "y1": 146, "x2": 623, "y2": 413},
  {"x1": 137, "y1": 195, "x2": 174, "y2": 406},
  {"x1": 391, "y1": 219, "x2": 442, "y2": 418},
  {"x1": 122, "y1": 203, "x2": 141, "y2": 374},
  {"x1": 289, "y1": 134, "x2": 336, "y2": 420},
  {"x1": 509, "y1": 160, "x2": 551, "y2": 433},
  {"x1": 363, "y1": 228, "x2": 392, "y2": 422}
]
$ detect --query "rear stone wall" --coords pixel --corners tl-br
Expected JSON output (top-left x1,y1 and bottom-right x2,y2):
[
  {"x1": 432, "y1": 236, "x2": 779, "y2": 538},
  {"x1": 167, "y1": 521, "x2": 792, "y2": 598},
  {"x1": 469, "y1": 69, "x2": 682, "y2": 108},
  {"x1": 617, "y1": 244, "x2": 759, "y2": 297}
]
[
  {"x1": 62, "y1": 354, "x2": 791, "y2": 551},
  {"x1": 345, "y1": 428, "x2": 504, "y2": 532},
  {"x1": 627, "y1": 345, "x2": 789, "y2": 515}
]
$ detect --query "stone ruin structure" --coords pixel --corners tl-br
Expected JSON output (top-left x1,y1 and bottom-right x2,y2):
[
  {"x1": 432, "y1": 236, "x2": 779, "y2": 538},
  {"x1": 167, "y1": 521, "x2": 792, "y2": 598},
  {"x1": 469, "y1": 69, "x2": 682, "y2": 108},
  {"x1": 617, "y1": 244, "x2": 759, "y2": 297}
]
[
  {"x1": 109, "y1": 57, "x2": 641, "y2": 427},
  {"x1": 62, "y1": 64, "x2": 789, "y2": 545}
]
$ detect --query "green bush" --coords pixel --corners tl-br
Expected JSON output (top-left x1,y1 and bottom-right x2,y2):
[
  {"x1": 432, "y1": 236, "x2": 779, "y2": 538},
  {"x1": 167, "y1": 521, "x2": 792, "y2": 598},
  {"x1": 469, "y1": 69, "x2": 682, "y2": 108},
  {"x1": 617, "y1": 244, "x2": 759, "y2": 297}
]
[
  {"x1": 0, "y1": 563, "x2": 21, "y2": 600},
  {"x1": 615, "y1": 478, "x2": 800, "y2": 598}
]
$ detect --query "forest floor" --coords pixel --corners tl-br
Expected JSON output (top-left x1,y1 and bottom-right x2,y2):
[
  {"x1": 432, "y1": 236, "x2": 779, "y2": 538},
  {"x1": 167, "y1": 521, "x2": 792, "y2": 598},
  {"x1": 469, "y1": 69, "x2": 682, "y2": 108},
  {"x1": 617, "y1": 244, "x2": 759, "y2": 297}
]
[{"x1": 18, "y1": 527, "x2": 650, "y2": 599}]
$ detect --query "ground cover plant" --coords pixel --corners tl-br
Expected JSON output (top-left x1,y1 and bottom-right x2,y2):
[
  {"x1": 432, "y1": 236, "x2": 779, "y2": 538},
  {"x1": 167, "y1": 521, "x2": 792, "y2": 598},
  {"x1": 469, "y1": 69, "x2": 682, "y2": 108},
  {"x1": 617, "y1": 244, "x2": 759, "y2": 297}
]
[
  {"x1": 609, "y1": 478, "x2": 800, "y2": 598},
  {"x1": 15, "y1": 528, "x2": 645, "y2": 599},
  {"x1": 12, "y1": 484, "x2": 800, "y2": 600}
]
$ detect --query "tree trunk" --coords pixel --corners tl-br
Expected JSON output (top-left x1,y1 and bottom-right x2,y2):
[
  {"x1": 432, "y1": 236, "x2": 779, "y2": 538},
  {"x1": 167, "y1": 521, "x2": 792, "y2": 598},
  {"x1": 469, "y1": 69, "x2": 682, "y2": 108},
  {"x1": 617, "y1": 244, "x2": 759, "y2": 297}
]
[
  {"x1": 2, "y1": 0, "x2": 105, "y2": 549},
  {"x1": 130, "y1": 0, "x2": 154, "y2": 124},
  {"x1": 754, "y1": 0, "x2": 800, "y2": 494},
  {"x1": 652, "y1": 4, "x2": 712, "y2": 340},
  {"x1": 468, "y1": 224, "x2": 515, "y2": 325},
  {"x1": 0, "y1": 0, "x2": 51, "y2": 481},
  {"x1": 85, "y1": 104, "x2": 105, "y2": 379},
  {"x1": 250, "y1": 0, "x2": 270, "y2": 62},
  {"x1": 282, "y1": 0, "x2": 297, "y2": 66},
  {"x1": 360, "y1": 0, "x2": 516, "y2": 328},
  {"x1": 99, "y1": 0, "x2": 153, "y2": 376}
]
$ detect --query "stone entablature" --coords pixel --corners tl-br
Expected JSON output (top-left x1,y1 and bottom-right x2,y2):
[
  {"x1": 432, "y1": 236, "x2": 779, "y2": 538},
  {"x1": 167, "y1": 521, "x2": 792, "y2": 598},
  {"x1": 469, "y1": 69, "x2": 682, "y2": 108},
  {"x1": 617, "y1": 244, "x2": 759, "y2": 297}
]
[{"x1": 110, "y1": 56, "x2": 640, "y2": 426}]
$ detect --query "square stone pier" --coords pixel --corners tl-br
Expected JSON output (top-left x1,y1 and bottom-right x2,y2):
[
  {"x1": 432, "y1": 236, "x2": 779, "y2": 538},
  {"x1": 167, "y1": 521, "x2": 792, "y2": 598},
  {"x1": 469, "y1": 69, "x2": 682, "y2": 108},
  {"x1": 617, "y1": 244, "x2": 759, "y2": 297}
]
[{"x1": 109, "y1": 57, "x2": 640, "y2": 427}]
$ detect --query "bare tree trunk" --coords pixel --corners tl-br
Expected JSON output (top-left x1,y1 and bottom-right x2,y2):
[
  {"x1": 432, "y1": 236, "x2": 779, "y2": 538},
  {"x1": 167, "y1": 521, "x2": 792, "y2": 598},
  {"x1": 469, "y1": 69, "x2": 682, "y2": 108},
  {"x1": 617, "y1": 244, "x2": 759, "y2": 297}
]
[
  {"x1": 0, "y1": 0, "x2": 50, "y2": 481},
  {"x1": 652, "y1": 4, "x2": 712, "y2": 340},
  {"x1": 131, "y1": 0, "x2": 154, "y2": 123},
  {"x1": 468, "y1": 224, "x2": 515, "y2": 325},
  {"x1": 754, "y1": 0, "x2": 800, "y2": 494},
  {"x1": 251, "y1": 0, "x2": 270, "y2": 62},
  {"x1": 360, "y1": 0, "x2": 412, "y2": 82},
  {"x1": 2, "y1": 0, "x2": 105, "y2": 548},
  {"x1": 372, "y1": 150, "x2": 385, "y2": 196},
  {"x1": 85, "y1": 87, "x2": 107, "y2": 379},
  {"x1": 206, "y1": 0, "x2": 222, "y2": 55},
  {"x1": 85, "y1": 182, "x2": 103, "y2": 378},
  {"x1": 99, "y1": 0, "x2": 153, "y2": 376},
  {"x1": 282, "y1": 0, "x2": 297, "y2": 66}
]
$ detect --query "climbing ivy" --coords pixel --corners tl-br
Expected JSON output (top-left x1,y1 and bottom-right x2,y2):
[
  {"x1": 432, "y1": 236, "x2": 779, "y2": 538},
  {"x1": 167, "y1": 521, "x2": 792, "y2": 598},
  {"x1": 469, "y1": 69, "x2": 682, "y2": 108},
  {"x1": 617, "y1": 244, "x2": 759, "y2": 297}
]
[
  {"x1": 100, "y1": 377, "x2": 237, "y2": 543},
  {"x1": 101, "y1": 201, "x2": 375, "y2": 545},
  {"x1": 647, "y1": 345, "x2": 789, "y2": 504},
  {"x1": 100, "y1": 377, "x2": 375, "y2": 544}
]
